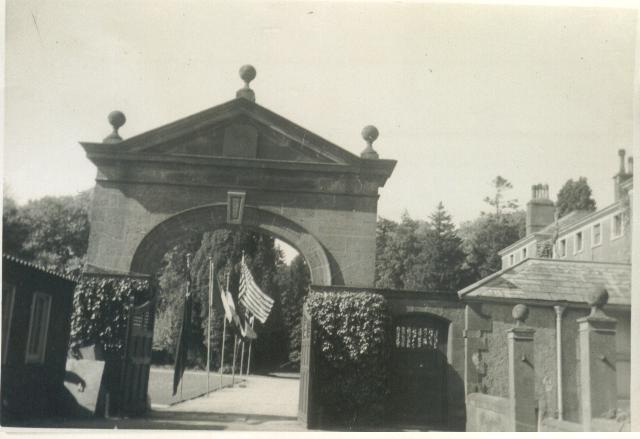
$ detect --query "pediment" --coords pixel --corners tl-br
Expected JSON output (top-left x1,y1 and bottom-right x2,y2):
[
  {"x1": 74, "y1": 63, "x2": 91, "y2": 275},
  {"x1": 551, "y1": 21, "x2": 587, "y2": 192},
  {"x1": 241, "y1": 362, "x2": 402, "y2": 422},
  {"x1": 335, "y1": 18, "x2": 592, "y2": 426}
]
[{"x1": 90, "y1": 99, "x2": 359, "y2": 165}]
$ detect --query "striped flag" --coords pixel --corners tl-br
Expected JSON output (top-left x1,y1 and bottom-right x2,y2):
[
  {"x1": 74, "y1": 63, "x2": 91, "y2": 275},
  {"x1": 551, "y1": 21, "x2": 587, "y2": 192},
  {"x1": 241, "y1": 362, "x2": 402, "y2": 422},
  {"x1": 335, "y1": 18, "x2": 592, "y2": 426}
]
[{"x1": 239, "y1": 256, "x2": 274, "y2": 323}]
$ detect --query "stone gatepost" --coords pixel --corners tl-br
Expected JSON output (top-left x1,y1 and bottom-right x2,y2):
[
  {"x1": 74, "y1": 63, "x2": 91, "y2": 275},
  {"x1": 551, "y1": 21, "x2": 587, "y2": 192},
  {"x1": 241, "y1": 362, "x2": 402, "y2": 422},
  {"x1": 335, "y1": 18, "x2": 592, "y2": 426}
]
[
  {"x1": 577, "y1": 288, "x2": 617, "y2": 431},
  {"x1": 507, "y1": 304, "x2": 536, "y2": 431}
]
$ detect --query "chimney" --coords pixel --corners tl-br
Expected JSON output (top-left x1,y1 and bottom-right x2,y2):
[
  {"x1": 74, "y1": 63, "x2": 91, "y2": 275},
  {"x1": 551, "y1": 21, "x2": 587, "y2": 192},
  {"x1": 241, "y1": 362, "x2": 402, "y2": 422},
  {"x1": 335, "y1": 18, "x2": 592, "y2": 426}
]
[
  {"x1": 614, "y1": 149, "x2": 632, "y2": 201},
  {"x1": 526, "y1": 183, "x2": 555, "y2": 235}
]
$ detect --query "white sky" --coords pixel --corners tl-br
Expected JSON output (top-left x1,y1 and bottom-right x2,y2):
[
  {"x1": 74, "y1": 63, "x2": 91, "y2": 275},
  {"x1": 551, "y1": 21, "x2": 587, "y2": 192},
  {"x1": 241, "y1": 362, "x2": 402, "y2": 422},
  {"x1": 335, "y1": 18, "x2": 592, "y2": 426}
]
[{"x1": 2, "y1": 0, "x2": 638, "y2": 228}]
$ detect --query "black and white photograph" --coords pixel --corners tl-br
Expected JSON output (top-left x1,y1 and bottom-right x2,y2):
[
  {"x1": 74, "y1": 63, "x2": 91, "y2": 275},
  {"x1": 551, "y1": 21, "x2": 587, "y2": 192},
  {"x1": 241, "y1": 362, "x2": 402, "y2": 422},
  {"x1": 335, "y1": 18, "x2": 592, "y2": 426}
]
[{"x1": 1, "y1": 0, "x2": 638, "y2": 433}]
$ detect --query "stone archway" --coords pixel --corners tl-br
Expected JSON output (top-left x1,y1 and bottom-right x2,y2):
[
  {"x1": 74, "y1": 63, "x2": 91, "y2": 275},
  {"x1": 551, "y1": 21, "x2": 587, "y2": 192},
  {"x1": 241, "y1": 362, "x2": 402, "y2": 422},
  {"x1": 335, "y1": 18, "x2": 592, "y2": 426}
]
[{"x1": 130, "y1": 203, "x2": 332, "y2": 285}]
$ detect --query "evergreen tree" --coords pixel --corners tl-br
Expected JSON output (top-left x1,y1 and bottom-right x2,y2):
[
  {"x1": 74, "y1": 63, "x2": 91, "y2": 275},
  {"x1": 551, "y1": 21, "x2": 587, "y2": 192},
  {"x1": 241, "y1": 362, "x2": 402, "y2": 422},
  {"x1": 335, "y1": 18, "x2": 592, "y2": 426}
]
[
  {"x1": 414, "y1": 202, "x2": 467, "y2": 292},
  {"x1": 483, "y1": 176, "x2": 519, "y2": 216},
  {"x1": 556, "y1": 177, "x2": 597, "y2": 218},
  {"x1": 278, "y1": 255, "x2": 311, "y2": 368}
]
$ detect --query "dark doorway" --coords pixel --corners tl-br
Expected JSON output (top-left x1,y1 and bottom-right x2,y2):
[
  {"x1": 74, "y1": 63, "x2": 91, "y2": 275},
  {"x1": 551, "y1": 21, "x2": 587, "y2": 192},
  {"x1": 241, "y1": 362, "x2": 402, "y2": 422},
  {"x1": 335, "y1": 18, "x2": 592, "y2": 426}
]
[{"x1": 389, "y1": 313, "x2": 449, "y2": 428}]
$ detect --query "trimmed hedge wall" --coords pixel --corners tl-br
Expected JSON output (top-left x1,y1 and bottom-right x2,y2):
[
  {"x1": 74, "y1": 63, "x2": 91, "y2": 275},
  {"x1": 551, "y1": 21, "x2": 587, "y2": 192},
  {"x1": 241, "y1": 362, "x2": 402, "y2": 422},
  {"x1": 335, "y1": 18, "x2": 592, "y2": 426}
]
[
  {"x1": 306, "y1": 290, "x2": 391, "y2": 429},
  {"x1": 69, "y1": 275, "x2": 153, "y2": 355}
]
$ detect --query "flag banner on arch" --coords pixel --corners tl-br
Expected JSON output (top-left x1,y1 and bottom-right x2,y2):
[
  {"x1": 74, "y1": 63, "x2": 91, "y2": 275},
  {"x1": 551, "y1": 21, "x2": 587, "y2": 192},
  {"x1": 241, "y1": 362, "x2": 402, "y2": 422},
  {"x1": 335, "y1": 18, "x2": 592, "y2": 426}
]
[{"x1": 239, "y1": 255, "x2": 274, "y2": 324}]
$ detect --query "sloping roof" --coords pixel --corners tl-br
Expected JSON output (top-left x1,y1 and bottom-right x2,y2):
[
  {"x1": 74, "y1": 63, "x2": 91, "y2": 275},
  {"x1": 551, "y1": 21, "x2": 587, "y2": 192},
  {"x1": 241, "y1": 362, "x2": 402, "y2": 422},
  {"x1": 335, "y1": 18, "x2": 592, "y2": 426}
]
[
  {"x1": 3, "y1": 254, "x2": 77, "y2": 283},
  {"x1": 536, "y1": 209, "x2": 592, "y2": 235},
  {"x1": 458, "y1": 258, "x2": 630, "y2": 306}
]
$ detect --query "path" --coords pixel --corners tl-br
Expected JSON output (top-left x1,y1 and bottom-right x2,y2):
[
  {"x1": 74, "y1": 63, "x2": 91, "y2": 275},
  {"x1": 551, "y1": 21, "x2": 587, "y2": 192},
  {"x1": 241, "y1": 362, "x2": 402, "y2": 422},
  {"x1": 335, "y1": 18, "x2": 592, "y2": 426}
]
[
  {"x1": 148, "y1": 367, "x2": 235, "y2": 407},
  {"x1": 12, "y1": 373, "x2": 304, "y2": 431}
]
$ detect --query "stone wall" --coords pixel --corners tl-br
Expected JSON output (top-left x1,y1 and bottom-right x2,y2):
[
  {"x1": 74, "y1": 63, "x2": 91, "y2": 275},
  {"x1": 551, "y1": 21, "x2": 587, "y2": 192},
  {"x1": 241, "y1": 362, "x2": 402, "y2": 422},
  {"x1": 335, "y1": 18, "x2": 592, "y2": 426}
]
[{"x1": 465, "y1": 393, "x2": 512, "y2": 432}]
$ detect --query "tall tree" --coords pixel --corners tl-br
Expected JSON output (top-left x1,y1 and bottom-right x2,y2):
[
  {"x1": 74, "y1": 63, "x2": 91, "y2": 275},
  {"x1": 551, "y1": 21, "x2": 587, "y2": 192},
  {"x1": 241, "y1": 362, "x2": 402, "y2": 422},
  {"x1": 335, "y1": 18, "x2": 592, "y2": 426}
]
[
  {"x1": 414, "y1": 202, "x2": 468, "y2": 292},
  {"x1": 2, "y1": 190, "x2": 92, "y2": 274},
  {"x1": 483, "y1": 176, "x2": 519, "y2": 216},
  {"x1": 556, "y1": 177, "x2": 596, "y2": 218},
  {"x1": 459, "y1": 211, "x2": 526, "y2": 281},
  {"x1": 278, "y1": 255, "x2": 311, "y2": 367},
  {"x1": 374, "y1": 212, "x2": 423, "y2": 289}
]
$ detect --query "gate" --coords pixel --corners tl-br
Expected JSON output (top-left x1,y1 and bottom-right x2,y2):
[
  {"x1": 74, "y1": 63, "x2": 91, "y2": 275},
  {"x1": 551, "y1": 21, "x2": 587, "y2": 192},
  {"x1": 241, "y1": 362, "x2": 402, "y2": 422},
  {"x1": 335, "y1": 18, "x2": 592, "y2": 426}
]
[
  {"x1": 390, "y1": 314, "x2": 449, "y2": 427},
  {"x1": 297, "y1": 305, "x2": 315, "y2": 428},
  {"x1": 119, "y1": 296, "x2": 155, "y2": 415}
]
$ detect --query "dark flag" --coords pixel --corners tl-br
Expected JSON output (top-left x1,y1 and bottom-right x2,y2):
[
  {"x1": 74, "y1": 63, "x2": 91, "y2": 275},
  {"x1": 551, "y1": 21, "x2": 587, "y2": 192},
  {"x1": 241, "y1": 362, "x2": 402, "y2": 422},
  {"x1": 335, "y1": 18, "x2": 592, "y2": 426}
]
[{"x1": 173, "y1": 254, "x2": 193, "y2": 396}]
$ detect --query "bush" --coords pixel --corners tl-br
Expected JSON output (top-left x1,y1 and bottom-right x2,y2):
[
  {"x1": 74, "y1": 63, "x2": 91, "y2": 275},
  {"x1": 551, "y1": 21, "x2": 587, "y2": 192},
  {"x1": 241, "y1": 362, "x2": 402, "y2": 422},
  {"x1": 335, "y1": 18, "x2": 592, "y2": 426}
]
[
  {"x1": 69, "y1": 274, "x2": 153, "y2": 356},
  {"x1": 306, "y1": 290, "x2": 391, "y2": 429}
]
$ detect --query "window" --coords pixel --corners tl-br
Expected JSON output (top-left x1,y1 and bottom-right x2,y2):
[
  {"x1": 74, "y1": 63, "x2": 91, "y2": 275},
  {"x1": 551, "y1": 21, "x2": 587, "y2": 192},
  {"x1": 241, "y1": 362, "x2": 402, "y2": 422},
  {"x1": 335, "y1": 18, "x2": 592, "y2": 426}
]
[
  {"x1": 612, "y1": 214, "x2": 623, "y2": 239},
  {"x1": 592, "y1": 223, "x2": 602, "y2": 247},
  {"x1": 574, "y1": 231, "x2": 583, "y2": 254},
  {"x1": 558, "y1": 239, "x2": 567, "y2": 258},
  {"x1": 2, "y1": 283, "x2": 16, "y2": 364},
  {"x1": 522, "y1": 248, "x2": 527, "y2": 260},
  {"x1": 509, "y1": 254, "x2": 515, "y2": 266},
  {"x1": 25, "y1": 293, "x2": 52, "y2": 364}
]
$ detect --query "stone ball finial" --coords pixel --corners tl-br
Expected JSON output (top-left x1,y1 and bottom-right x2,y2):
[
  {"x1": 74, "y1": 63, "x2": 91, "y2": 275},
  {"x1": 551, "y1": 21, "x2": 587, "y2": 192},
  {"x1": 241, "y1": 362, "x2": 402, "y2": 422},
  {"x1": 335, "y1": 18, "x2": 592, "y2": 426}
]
[
  {"x1": 512, "y1": 304, "x2": 529, "y2": 326},
  {"x1": 360, "y1": 125, "x2": 380, "y2": 159},
  {"x1": 103, "y1": 110, "x2": 126, "y2": 143},
  {"x1": 587, "y1": 287, "x2": 609, "y2": 308},
  {"x1": 237, "y1": 65, "x2": 257, "y2": 102},
  {"x1": 239, "y1": 65, "x2": 257, "y2": 85}
]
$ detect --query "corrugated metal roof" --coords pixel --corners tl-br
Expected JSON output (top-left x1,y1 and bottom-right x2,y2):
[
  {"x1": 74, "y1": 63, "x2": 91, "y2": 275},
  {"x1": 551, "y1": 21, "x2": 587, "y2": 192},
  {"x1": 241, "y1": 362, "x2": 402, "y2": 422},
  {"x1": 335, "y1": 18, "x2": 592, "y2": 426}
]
[
  {"x1": 458, "y1": 258, "x2": 630, "y2": 306},
  {"x1": 2, "y1": 254, "x2": 77, "y2": 283}
]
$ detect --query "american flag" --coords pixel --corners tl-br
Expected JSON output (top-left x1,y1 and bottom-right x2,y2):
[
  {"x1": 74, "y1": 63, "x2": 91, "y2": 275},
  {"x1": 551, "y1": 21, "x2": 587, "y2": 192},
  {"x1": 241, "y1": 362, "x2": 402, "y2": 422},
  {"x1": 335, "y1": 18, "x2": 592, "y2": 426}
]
[{"x1": 239, "y1": 256, "x2": 274, "y2": 323}]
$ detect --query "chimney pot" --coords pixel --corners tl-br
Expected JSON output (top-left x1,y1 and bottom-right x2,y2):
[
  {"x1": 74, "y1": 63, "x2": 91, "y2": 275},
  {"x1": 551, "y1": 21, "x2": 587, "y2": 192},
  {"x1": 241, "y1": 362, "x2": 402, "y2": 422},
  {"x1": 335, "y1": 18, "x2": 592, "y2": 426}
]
[{"x1": 618, "y1": 149, "x2": 626, "y2": 174}]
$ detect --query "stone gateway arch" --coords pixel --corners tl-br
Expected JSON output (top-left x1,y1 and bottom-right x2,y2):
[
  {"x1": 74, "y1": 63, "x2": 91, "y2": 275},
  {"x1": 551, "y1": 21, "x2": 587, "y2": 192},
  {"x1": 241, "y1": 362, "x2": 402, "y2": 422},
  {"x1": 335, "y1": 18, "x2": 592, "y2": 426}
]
[{"x1": 81, "y1": 67, "x2": 396, "y2": 286}]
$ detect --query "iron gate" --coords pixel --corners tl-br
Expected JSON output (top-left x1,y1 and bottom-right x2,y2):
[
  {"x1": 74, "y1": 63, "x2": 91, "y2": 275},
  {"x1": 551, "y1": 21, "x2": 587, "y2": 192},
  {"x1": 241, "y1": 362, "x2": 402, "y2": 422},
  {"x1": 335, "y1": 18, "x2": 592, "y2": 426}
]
[{"x1": 390, "y1": 313, "x2": 449, "y2": 427}]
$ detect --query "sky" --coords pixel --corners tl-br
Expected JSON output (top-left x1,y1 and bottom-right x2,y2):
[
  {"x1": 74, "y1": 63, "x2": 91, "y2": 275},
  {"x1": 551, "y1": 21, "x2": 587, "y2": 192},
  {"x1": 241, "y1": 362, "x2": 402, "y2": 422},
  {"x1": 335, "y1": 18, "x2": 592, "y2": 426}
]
[{"x1": 2, "y1": 0, "x2": 639, "y2": 228}]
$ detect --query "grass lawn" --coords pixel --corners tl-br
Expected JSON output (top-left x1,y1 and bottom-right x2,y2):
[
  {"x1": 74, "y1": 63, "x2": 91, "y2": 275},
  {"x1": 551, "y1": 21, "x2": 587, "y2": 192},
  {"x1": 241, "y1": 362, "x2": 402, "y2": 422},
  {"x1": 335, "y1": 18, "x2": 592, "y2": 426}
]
[{"x1": 148, "y1": 368, "x2": 239, "y2": 406}]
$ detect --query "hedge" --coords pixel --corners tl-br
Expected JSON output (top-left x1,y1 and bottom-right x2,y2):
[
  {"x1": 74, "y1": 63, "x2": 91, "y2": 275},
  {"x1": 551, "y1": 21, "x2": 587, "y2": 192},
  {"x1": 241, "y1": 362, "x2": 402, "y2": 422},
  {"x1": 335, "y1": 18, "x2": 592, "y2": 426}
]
[
  {"x1": 69, "y1": 274, "x2": 153, "y2": 356},
  {"x1": 306, "y1": 290, "x2": 391, "y2": 429}
]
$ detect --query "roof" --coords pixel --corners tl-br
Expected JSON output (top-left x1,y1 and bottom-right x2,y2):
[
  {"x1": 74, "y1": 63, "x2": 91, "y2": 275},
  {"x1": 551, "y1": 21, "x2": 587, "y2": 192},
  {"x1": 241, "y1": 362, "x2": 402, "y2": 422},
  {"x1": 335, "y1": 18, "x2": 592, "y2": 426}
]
[
  {"x1": 458, "y1": 258, "x2": 631, "y2": 307},
  {"x1": 3, "y1": 254, "x2": 77, "y2": 283}
]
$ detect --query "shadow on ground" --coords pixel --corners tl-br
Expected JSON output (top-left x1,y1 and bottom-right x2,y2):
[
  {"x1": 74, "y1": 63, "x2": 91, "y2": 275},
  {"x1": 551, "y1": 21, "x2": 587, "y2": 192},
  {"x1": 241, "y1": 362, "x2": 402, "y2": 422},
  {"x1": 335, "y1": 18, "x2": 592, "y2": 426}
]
[{"x1": 6, "y1": 409, "x2": 300, "y2": 431}]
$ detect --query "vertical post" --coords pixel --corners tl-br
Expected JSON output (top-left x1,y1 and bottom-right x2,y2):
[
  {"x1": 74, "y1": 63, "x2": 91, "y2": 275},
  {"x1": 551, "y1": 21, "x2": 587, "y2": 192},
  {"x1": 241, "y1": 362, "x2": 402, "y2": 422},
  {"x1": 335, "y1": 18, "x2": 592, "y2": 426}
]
[
  {"x1": 577, "y1": 289, "x2": 617, "y2": 431},
  {"x1": 207, "y1": 258, "x2": 213, "y2": 396},
  {"x1": 240, "y1": 340, "x2": 245, "y2": 380},
  {"x1": 507, "y1": 304, "x2": 536, "y2": 432},
  {"x1": 232, "y1": 335, "x2": 238, "y2": 386},
  {"x1": 220, "y1": 317, "x2": 227, "y2": 389},
  {"x1": 553, "y1": 305, "x2": 566, "y2": 420},
  {"x1": 246, "y1": 318, "x2": 254, "y2": 377}
]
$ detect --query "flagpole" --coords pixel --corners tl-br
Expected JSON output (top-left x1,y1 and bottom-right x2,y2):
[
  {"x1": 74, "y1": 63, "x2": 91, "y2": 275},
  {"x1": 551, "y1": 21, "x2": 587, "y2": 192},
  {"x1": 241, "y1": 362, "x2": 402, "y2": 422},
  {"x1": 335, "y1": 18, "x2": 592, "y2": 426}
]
[
  {"x1": 232, "y1": 335, "x2": 238, "y2": 387},
  {"x1": 207, "y1": 257, "x2": 213, "y2": 396},
  {"x1": 246, "y1": 316, "x2": 254, "y2": 377},
  {"x1": 181, "y1": 253, "x2": 192, "y2": 401},
  {"x1": 239, "y1": 339, "x2": 245, "y2": 381},
  {"x1": 220, "y1": 316, "x2": 226, "y2": 389}
]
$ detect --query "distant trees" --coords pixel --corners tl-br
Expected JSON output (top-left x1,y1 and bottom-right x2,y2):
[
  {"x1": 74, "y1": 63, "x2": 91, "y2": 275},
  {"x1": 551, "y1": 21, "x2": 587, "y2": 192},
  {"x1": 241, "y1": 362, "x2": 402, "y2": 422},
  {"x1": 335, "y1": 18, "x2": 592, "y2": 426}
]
[
  {"x1": 375, "y1": 203, "x2": 468, "y2": 292},
  {"x1": 460, "y1": 176, "x2": 525, "y2": 281},
  {"x1": 2, "y1": 190, "x2": 91, "y2": 274},
  {"x1": 556, "y1": 177, "x2": 596, "y2": 218}
]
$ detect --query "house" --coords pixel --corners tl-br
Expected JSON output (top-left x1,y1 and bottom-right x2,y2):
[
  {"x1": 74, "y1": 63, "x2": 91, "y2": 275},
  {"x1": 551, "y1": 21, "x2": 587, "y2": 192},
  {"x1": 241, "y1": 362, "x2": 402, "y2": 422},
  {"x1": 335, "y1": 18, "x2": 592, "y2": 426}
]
[
  {"x1": 458, "y1": 149, "x2": 633, "y2": 431},
  {"x1": 1, "y1": 255, "x2": 77, "y2": 423}
]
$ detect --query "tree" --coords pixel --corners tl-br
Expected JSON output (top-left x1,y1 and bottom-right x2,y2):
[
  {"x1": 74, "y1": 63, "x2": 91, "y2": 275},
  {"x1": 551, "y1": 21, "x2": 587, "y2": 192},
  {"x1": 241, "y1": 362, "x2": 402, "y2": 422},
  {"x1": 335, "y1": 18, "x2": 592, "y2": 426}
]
[
  {"x1": 2, "y1": 190, "x2": 92, "y2": 274},
  {"x1": 2, "y1": 195, "x2": 30, "y2": 257},
  {"x1": 374, "y1": 212, "x2": 423, "y2": 289},
  {"x1": 483, "y1": 176, "x2": 519, "y2": 216},
  {"x1": 459, "y1": 211, "x2": 526, "y2": 281},
  {"x1": 413, "y1": 202, "x2": 468, "y2": 292},
  {"x1": 556, "y1": 177, "x2": 596, "y2": 218},
  {"x1": 278, "y1": 255, "x2": 311, "y2": 367}
]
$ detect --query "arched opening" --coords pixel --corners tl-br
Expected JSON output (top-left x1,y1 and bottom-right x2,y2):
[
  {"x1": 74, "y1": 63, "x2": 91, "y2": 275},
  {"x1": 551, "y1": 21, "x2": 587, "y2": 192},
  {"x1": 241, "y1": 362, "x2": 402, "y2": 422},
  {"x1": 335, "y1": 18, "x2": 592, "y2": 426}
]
[
  {"x1": 389, "y1": 313, "x2": 451, "y2": 428},
  {"x1": 130, "y1": 204, "x2": 331, "y2": 286},
  {"x1": 127, "y1": 205, "x2": 317, "y2": 415}
]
